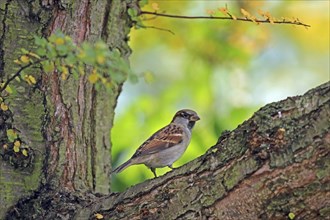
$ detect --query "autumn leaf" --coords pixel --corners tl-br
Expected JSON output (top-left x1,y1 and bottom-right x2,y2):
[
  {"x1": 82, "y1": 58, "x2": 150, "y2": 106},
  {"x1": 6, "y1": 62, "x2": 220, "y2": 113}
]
[
  {"x1": 22, "y1": 149, "x2": 28, "y2": 157},
  {"x1": 1, "y1": 102, "x2": 9, "y2": 111},
  {"x1": 24, "y1": 75, "x2": 37, "y2": 85},
  {"x1": 20, "y1": 55, "x2": 30, "y2": 64},
  {"x1": 241, "y1": 8, "x2": 251, "y2": 18},
  {"x1": 218, "y1": 7, "x2": 228, "y2": 15},
  {"x1": 94, "y1": 213, "x2": 103, "y2": 219},
  {"x1": 96, "y1": 55, "x2": 105, "y2": 65},
  {"x1": 54, "y1": 37, "x2": 65, "y2": 45},
  {"x1": 88, "y1": 71, "x2": 99, "y2": 84},
  {"x1": 14, "y1": 140, "x2": 21, "y2": 148}
]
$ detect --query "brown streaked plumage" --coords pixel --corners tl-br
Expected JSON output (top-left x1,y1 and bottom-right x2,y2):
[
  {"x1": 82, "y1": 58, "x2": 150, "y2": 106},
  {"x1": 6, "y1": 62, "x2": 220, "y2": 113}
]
[{"x1": 112, "y1": 109, "x2": 200, "y2": 177}]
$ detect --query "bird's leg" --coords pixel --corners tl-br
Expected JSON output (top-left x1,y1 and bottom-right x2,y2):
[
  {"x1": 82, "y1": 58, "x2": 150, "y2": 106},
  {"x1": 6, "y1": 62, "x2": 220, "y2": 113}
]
[
  {"x1": 150, "y1": 167, "x2": 157, "y2": 177},
  {"x1": 168, "y1": 165, "x2": 174, "y2": 169}
]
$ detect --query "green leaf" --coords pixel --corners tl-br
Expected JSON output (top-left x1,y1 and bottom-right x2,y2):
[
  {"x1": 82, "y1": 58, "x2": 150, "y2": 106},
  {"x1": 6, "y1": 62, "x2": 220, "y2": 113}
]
[
  {"x1": 128, "y1": 8, "x2": 138, "y2": 18},
  {"x1": 43, "y1": 61, "x2": 55, "y2": 72},
  {"x1": 13, "y1": 145, "x2": 20, "y2": 153},
  {"x1": 36, "y1": 47, "x2": 47, "y2": 56},
  {"x1": 20, "y1": 48, "x2": 29, "y2": 54},
  {"x1": 7, "y1": 129, "x2": 18, "y2": 142},
  {"x1": 22, "y1": 149, "x2": 28, "y2": 156},
  {"x1": 139, "y1": 0, "x2": 148, "y2": 7},
  {"x1": 5, "y1": 85, "x2": 13, "y2": 94},
  {"x1": 288, "y1": 213, "x2": 295, "y2": 220},
  {"x1": 34, "y1": 36, "x2": 48, "y2": 47}
]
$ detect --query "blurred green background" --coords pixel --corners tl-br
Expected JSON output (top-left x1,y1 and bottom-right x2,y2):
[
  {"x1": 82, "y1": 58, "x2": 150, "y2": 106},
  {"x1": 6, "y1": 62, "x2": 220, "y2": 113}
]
[{"x1": 111, "y1": 1, "x2": 329, "y2": 191}]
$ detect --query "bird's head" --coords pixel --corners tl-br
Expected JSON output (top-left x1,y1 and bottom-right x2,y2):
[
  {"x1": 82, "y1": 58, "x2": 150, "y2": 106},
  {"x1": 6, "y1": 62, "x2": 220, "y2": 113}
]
[{"x1": 172, "y1": 109, "x2": 200, "y2": 129}]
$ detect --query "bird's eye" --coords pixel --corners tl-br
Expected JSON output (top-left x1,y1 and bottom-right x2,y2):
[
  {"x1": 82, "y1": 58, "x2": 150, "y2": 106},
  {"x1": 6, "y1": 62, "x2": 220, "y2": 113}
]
[{"x1": 181, "y1": 112, "x2": 189, "y2": 118}]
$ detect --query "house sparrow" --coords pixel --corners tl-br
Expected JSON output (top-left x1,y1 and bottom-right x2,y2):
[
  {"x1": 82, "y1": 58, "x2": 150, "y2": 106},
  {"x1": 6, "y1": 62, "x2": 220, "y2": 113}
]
[{"x1": 112, "y1": 109, "x2": 200, "y2": 177}]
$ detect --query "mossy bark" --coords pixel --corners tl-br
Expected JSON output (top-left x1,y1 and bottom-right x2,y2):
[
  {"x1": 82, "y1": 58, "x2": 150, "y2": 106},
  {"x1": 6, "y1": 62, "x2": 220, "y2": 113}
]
[{"x1": 0, "y1": 0, "x2": 134, "y2": 218}]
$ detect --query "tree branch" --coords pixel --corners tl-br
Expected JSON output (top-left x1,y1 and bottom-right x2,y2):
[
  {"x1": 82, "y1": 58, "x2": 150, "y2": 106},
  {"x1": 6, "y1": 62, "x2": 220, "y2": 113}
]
[
  {"x1": 140, "y1": 11, "x2": 311, "y2": 28},
  {"x1": 0, "y1": 59, "x2": 45, "y2": 93}
]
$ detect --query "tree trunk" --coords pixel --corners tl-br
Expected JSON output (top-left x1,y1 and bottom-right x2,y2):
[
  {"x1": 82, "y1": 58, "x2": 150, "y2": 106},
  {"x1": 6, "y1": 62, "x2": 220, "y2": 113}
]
[
  {"x1": 0, "y1": 0, "x2": 134, "y2": 218},
  {"x1": 6, "y1": 82, "x2": 330, "y2": 219}
]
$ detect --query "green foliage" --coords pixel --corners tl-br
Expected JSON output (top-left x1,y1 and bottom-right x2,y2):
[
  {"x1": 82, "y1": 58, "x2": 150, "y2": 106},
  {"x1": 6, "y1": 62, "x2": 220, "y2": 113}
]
[
  {"x1": 127, "y1": 0, "x2": 150, "y2": 28},
  {"x1": 8, "y1": 31, "x2": 133, "y2": 92}
]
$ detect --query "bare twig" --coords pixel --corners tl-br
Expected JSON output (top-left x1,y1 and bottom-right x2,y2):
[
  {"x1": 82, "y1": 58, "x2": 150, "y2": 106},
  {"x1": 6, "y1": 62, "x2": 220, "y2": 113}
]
[
  {"x1": 140, "y1": 11, "x2": 311, "y2": 28},
  {"x1": 139, "y1": 25, "x2": 175, "y2": 35}
]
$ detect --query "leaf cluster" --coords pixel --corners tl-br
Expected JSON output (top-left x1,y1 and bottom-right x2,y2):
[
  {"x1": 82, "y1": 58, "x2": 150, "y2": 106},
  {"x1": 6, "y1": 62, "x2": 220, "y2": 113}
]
[
  {"x1": 0, "y1": 98, "x2": 33, "y2": 168},
  {"x1": 1, "y1": 31, "x2": 133, "y2": 94}
]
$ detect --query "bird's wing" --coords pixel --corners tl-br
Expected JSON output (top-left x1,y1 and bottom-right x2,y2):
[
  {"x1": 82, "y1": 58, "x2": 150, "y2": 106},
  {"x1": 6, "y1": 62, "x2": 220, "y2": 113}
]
[{"x1": 133, "y1": 124, "x2": 184, "y2": 157}]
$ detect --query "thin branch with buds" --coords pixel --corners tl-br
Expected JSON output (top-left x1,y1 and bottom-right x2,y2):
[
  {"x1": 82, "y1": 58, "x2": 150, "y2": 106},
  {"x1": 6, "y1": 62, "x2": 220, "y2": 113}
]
[{"x1": 140, "y1": 11, "x2": 311, "y2": 28}]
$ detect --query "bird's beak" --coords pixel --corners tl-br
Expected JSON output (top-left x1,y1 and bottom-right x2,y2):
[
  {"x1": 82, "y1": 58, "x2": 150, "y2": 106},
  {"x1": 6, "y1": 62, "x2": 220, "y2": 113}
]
[{"x1": 190, "y1": 115, "x2": 200, "y2": 121}]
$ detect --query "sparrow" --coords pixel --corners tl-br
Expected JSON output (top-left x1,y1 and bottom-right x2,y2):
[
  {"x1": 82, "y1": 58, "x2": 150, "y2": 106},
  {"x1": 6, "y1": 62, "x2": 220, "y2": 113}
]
[{"x1": 112, "y1": 109, "x2": 200, "y2": 177}]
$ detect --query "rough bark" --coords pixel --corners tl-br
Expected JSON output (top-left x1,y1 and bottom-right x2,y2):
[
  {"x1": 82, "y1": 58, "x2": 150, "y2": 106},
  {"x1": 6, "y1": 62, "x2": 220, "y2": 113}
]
[
  {"x1": 0, "y1": 0, "x2": 134, "y2": 218},
  {"x1": 5, "y1": 83, "x2": 330, "y2": 219}
]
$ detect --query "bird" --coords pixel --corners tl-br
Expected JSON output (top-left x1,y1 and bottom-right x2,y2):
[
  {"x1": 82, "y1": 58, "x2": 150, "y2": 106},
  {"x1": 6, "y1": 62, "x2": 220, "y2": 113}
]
[{"x1": 112, "y1": 109, "x2": 200, "y2": 177}]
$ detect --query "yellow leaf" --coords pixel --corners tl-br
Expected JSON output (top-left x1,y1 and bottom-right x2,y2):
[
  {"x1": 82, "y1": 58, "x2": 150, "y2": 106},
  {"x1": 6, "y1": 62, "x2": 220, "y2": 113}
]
[
  {"x1": 96, "y1": 55, "x2": 105, "y2": 65},
  {"x1": 54, "y1": 38, "x2": 65, "y2": 45},
  {"x1": 20, "y1": 55, "x2": 30, "y2": 64},
  {"x1": 14, "y1": 59, "x2": 22, "y2": 65},
  {"x1": 241, "y1": 8, "x2": 251, "y2": 18},
  {"x1": 13, "y1": 145, "x2": 20, "y2": 153},
  {"x1": 5, "y1": 85, "x2": 13, "y2": 94},
  {"x1": 101, "y1": 77, "x2": 107, "y2": 84},
  {"x1": 14, "y1": 140, "x2": 21, "y2": 147},
  {"x1": 62, "y1": 66, "x2": 69, "y2": 75},
  {"x1": 22, "y1": 149, "x2": 28, "y2": 157},
  {"x1": 61, "y1": 72, "x2": 68, "y2": 80},
  {"x1": 3, "y1": 144, "x2": 8, "y2": 150},
  {"x1": 1, "y1": 102, "x2": 8, "y2": 111},
  {"x1": 29, "y1": 75, "x2": 37, "y2": 84},
  {"x1": 61, "y1": 66, "x2": 69, "y2": 80},
  {"x1": 25, "y1": 75, "x2": 37, "y2": 85},
  {"x1": 94, "y1": 213, "x2": 104, "y2": 219},
  {"x1": 28, "y1": 52, "x2": 41, "y2": 59},
  {"x1": 88, "y1": 72, "x2": 99, "y2": 84}
]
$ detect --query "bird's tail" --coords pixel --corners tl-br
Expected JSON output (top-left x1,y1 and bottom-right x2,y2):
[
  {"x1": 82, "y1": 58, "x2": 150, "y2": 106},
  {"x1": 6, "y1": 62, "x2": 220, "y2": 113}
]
[{"x1": 112, "y1": 159, "x2": 132, "y2": 174}]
